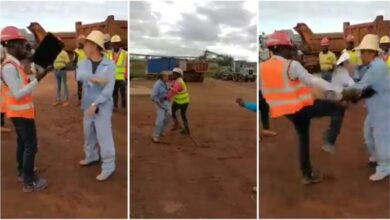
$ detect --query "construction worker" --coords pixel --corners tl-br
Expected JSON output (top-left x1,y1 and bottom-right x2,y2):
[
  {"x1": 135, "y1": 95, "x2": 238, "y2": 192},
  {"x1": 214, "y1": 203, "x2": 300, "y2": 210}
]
[
  {"x1": 151, "y1": 71, "x2": 170, "y2": 142},
  {"x1": 106, "y1": 35, "x2": 127, "y2": 110},
  {"x1": 343, "y1": 34, "x2": 390, "y2": 181},
  {"x1": 1, "y1": 26, "x2": 52, "y2": 192},
  {"x1": 0, "y1": 45, "x2": 12, "y2": 133},
  {"x1": 342, "y1": 34, "x2": 362, "y2": 66},
  {"x1": 52, "y1": 40, "x2": 70, "y2": 107},
  {"x1": 74, "y1": 34, "x2": 86, "y2": 106},
  {"x1": 260, "y1": 31, "x2": 348, "y2": 184},
  {"x1": 77, "y1": 30, "x2": 116, "y2": 181},
  {"x1": 168, "y1": 67, "x2": 191, "y2": 135},
  {"x1": 379, "y1": 35, "x2": 390, "y2": 69},
  {"x1": 104, "y1": 33, "x2": 111, "y2": 51},
  {"x1": 319, "y1": 37, "x2": 337, "y2": 82}
]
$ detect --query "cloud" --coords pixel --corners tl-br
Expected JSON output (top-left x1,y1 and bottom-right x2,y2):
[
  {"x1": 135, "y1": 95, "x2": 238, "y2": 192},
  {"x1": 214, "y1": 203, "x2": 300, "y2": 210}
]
[
  {"x1": 259, "y1": 1, "x2": 390, "y2": 34},
  {"x1": 130, "y1": 1, "x2": 257, "y2": 61},
  {"x1": 0, "y1": 1, "x2": 127, "y2": 32}
]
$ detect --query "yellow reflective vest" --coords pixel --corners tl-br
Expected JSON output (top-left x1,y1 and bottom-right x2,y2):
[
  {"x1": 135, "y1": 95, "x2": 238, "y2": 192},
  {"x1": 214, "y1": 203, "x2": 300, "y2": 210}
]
[
  {"x1": 319, "y1": 51, "x2": 336, "y2": 72},
  {"x1": 74, "y1": 48, "x2": 86, "y2": 65},
  {"x1": 174, "y1": 78, "x2": 190, "y2": 104},
  {"x1": 106, "y1": 49, "x2": 127, "y2": 80},
  {"x1": 342, "y1": 49, "x2": 362, "y2": 66},
  {"x1": 383, "y1": 54, "x2": 390, "y2": 69}
]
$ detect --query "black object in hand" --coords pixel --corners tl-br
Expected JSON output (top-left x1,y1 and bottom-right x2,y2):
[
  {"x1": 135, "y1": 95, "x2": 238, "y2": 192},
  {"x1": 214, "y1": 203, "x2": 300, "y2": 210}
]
[
  {"x1": 361, "y1": 87, "x2": 376, "y2": 98},
  {"x1": 33, "y1": 33, "x2": 62, "y2": 69},
  {"x1": 95, "y1": 107, "x2": 99, "y2": 114}
]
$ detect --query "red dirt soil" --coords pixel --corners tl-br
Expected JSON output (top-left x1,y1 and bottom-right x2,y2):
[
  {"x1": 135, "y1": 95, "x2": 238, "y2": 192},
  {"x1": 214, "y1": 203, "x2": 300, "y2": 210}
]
[
  {"x1": 260, "y1": 103, "x2": 390, "y2": 218},
  {"x1": 130, "y1": 79, "x2": 257, "y2": 218},
  {"x1": 1, "y1": 73, "x2": 127, "y2": 218}
]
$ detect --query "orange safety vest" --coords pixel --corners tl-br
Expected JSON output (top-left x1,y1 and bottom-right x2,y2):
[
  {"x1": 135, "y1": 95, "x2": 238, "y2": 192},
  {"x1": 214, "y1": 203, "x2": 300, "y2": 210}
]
[
  {"x1": 259, "y1": 57, "x2": 313, "y2": 118},
  {"x1": 0, "y1": 84, "x2": 6, "y2": 114},
  {"x1": 1, "y1": 60, "x2": 35, "y2": 119}
]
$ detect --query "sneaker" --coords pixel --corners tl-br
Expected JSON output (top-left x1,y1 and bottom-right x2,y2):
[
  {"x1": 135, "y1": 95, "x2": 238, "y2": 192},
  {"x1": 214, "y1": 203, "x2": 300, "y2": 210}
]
[
  {"x1": 152, "y1": 136, "x2": 159, "y2": 143},
  {"x1": 1, "y1": 126, "x2": 12, "y2": 133},
  {"x1": 96, "y1": 171, "x2": 114, "y2": 181},
  {"x1": 52, "y1": 101, "x2": 61, "y2": 106},
  {"x1": 261, "y1": 130, "x2": 277, "y2": 137},
  {"x1": 369, "y1": 172, "x2": 390, "y2": 181},
  {"x1": 301, "y1": 171, "x2": 322, "y2": 185},
  {"x1": 321, "y1": 143, "x2": 336, "y2": 154},
  {"x1": 23, "y1": 178, "x2": 48, "y2": 192},
  {"x1": 79, "y1": 159, "x2": 99, "y2": 166}
]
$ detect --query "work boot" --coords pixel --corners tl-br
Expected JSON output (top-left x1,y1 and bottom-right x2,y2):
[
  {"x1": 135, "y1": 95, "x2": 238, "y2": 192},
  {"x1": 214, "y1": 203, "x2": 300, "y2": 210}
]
[
  {"x1": 96, "y1": 171, "x2": 114, "y2": 181},
  {"x1": 1, "y1": 126, "x2": 12, "y2": 133},
  {"x1": 321, "y1": 143, "x2": 336, "y2": 154},
  {"x1": 301, "y1": 171, "x2": 322, "y2": 185},
  {"x1": 79, "y1": 159, "x2": 99, "y2": 166},
  {"x1": 23, "y1": 178, "x2": 48, "y2": 192}
]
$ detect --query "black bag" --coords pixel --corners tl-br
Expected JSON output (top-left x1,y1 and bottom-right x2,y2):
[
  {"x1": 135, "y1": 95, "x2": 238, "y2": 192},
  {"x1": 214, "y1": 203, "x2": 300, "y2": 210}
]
[{"x1": 33, "y1": 33, "x2": 62, "y2": 68}]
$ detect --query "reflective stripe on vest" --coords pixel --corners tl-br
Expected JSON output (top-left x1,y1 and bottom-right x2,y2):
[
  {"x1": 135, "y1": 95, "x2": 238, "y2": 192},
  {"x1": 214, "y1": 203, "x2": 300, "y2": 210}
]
[
  {"x1": 107, "y1": 49, "x2": 126, "y2": 80},
  {"x1": 174, "y1": 78, "x2": 190, "y2": 104},
  {"x1": 1, "y1": 60, "x2": 35, "y2": 119},
  {"x1": 260, "y1": 57, "x2": 313, "y2": 118}
]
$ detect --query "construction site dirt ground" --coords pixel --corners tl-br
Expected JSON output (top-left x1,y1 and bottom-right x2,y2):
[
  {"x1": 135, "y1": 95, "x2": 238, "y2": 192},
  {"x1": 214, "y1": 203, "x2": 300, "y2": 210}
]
[
  {"x1": 130, "y1": 79, "x2": 257, "y2": 218},
  {"x1": 1, "y1": 73, "x2": 128, "y2": 218},
  {"x1": 260, "y1": 103, "x2": 390, "y2": 218}
]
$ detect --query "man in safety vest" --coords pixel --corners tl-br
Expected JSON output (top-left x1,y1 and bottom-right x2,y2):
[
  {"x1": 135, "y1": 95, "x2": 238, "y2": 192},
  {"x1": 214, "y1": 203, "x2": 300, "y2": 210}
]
[
  {"x1": 74, "y1": 34, "x2": 86, "y2": 106},
  {"x1": 168, "y1": 68, "x2": 191, "y2": 135},
  {"x1": 1, "y1": 26, "x2": 52, "y2": 192},
  {"x1": 260, "y1": 31, "x2": 348, "y2": 184},
  {"x1": 319, "y1": 37, "x2": 337, "y2": 82},
  {"x1": 342, "y1": 34, "x2": 362, "y2": 66},
  {"x1": 379, "y1": 35, "x2": 390, "y2": 69},
  {"x1": 0, "y1": 45, "x2": 12, "y2": 133},
  {"x1": 106, "y1": 35, "x2": 127, "y2": 111}
]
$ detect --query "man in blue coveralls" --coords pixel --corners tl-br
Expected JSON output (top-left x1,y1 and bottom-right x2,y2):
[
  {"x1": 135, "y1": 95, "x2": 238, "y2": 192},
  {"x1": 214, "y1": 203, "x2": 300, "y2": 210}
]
[{"x1": 76, "y1": 30, "x2": 116, "y2": 181}]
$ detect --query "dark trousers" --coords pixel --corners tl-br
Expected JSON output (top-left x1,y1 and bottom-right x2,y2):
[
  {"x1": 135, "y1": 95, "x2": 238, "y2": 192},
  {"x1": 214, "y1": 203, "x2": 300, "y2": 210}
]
[
  {"x1": 113, "y1": 80, "x2": 127, "y2": 108},
  {"x1": 286, "y1": 100, "x2": 345, "y2": 177},
  {"x1": 77, "y1": 81, "x2": 82, "y2": 101},
  {"x1": 1, "y1": 112, "x2": 5, "y2": 126},
  {"x1": 11, "y1": 118, "x2": 38, "y2": 185},
  {"x1": 259, "y1": 90, "x2": 270, "y2": 130},
  {"x1": 172, "y1": 102, "x2": 190, "y2": 133}
]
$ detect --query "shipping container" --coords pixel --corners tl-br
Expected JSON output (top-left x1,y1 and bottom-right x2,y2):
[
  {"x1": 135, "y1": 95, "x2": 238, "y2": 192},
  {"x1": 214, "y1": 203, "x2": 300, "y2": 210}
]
[{"x1": 146, "y1": 57, "x2": 177, "y2": 75}]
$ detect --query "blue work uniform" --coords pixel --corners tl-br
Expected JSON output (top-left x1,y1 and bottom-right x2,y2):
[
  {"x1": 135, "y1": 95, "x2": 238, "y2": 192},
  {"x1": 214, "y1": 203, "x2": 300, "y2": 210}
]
[
  {"x1": 151, "y1": 79, "x2": 170, "y2": 138},
  {"x1": 77, "y1": 58, "x2": 116, "y2": 175},
  {"x1": 353, "y1": 57, "x2": 390, "y2": 176}
]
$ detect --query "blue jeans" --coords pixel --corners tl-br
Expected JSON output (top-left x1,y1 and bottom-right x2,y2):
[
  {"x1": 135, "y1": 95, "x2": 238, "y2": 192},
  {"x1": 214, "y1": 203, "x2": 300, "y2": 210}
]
[
  {"x1": 153, "y1": 102, "x2": 170, "y2": 138},
  {"x1": 54, "y1": 70, "x2": 69, "y2": 102}
]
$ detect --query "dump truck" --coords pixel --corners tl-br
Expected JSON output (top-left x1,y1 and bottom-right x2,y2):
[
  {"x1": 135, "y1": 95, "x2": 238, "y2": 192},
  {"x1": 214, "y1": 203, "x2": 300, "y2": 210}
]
[
  {"x1": 28, "y1": 15, "x2": 127, "y2": 52},
  {"x1": 146, "y1": 57, "x2": 208, "y2": 82},
  {"x1": 294, "y1": 15, "x2": 390, "y2": 73}
]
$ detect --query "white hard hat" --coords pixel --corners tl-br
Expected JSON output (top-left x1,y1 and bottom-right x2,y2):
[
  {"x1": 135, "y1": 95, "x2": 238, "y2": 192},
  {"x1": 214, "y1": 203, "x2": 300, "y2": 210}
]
[
  {"x1": 111, "y1": 35, "x2": 121, "y2": 43},
  {"x1": 86, "y1": 30, "x2": 105, "y2": 49},
  {"x1": 336, "y1": 52, "x2": 350, "y2": 66},
  {"x1": 172, "y1": 67, "x2": 183, "y2": 76}
]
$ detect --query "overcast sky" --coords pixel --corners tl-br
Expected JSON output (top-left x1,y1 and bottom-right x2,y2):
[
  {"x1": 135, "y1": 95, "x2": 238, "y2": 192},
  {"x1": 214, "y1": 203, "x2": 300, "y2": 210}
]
[
  {"x1": 130, "y1": 1, "x2": 257, "y2": 62},
  {"x1": 0, "y1": 1, "x2": 127, "y2": 32},
  {"x1": 259, "y1": 1, "x2": 389, "y2": 34}
]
